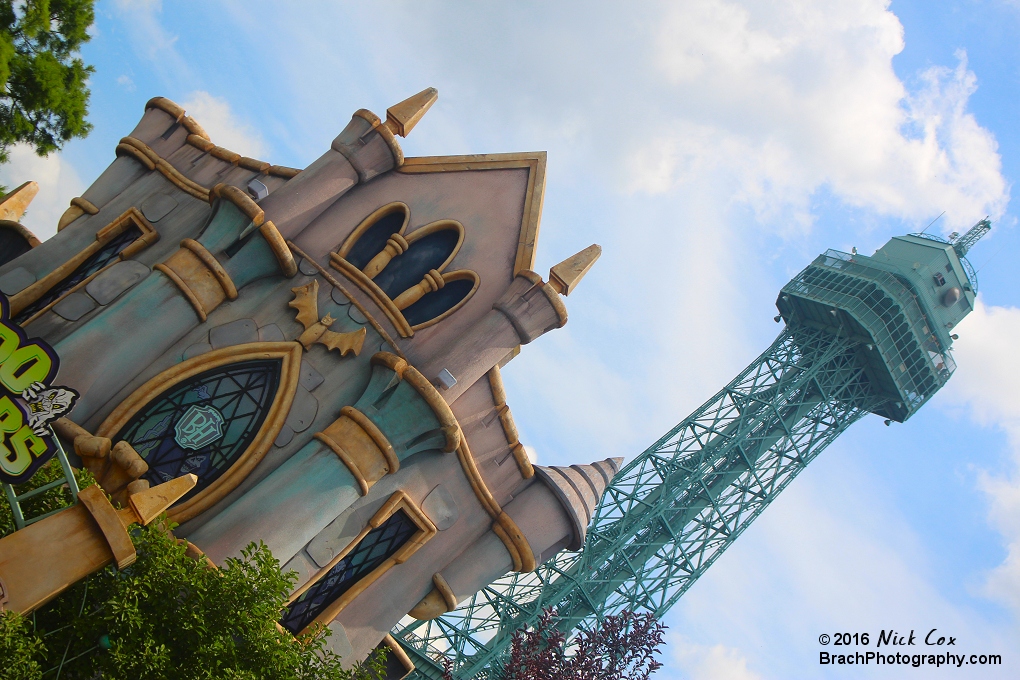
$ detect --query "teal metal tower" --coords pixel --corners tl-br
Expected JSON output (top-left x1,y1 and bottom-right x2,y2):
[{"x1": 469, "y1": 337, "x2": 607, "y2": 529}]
[{"x1": 392, "y1": 222, "x2": 991, "y2": 679}]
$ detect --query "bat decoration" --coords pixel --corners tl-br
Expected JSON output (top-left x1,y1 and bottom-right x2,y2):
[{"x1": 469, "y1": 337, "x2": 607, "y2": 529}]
[{"x1": 289, "y1": 280, "x2": 367, "y2": 357}]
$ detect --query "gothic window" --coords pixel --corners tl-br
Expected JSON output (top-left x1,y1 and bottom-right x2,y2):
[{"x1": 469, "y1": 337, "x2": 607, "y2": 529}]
[
  {"x1": 10, "y1": 208, "x2": 158, "y2": 326},
  {"x1": 96, "y1": 342, "x2": 302, "y2": 523},
  {"x1": 115, "y1": 359, "x2": 281, "y2": 504},
  {"x1": 279, "y1": 491, "x2": 437, "y2": 635},
  {"x1": 331, "y1": 203, "x2": 480, "y2": 335},
  {"x1": 280, "y1": 510, "x2": 417, "y2": 634}
]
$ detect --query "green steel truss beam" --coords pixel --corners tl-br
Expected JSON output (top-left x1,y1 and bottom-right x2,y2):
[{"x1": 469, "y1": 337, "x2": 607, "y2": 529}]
[{"x1": 393, "y1": 326, "x2": 887, "y2": 678}]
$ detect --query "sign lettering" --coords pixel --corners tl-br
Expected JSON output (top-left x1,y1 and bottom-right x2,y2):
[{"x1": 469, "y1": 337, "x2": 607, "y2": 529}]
[{"x1": 0, "y1": 294, "x2": 78, "y2": 484}]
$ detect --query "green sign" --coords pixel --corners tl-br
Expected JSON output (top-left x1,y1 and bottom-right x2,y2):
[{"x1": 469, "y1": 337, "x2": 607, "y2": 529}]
[{"x1": 0, "y1": 294, "x2": 78, "y2": 484}]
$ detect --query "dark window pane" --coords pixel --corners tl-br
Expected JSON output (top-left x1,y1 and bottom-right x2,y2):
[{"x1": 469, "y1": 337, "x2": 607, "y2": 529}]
[
  {"x1": 115, "y1": 358, "x2": 282, "y2": 505},
  {"x1": 15, "y1": 225, "x2": 142, "y2": 324},
  {"x1": 280, "y1": 509, "x2": 417, "y2": 634},
  {"x1": 374, "y1": 229, "x2": 459, "y2": 299},
  {"x1": 402, "y1": 277, "x2": 475, "y2": 327},
  {"x1": 346, "y1": 211, "x2": 405, "y2": 270}
]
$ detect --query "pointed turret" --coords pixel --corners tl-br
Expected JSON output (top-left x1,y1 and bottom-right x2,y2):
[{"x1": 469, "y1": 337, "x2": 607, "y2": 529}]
[
  {"x1": 0, "y1": 181, "x2": 38, "y2": 222},
  {"x1": 384, "y1": 87, "x2": 439, "y2": 137},
  {"x1": 535, "y1": 457, "x2": 622, "y2": 549},
  {"x1": 548, "y1": 244, "x2": 601, "y2": 296}
]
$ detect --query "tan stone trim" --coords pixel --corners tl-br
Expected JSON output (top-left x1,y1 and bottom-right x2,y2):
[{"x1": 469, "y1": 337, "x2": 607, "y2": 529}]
[
  {"x1": 57, "y1": 196, "x2": 100, "y2": 233},
  {"x1": 57, "y1": 206, "x2": 84, "y2": 231},
  {"x1": 10, "y1": 208, "x2": 158, "y2": 324},
  {"x1": 313, "y1": 431, "x2": 371, "y2": 496},
  {"x1": 343, "y1": 405, "x2": 399, "y2": 472},
  {"x1": 116, "y1": 136, "x2": 210, "y2": 201},
  {"x1": 0, "y1": 220, "x2": 41, "y2": 248},
  {"x1": 157, "y1": 245, "x2": 233, "y2": 322},
  {"x1": 181, "y1": 115, "x2": 208, "y2": 140},
  {"x1": 96, "y1": 342, "x2": 303, "y2": 523},
  {"x1": 210, "y1": 183, "x2": 264, "y2": 226},
  {"x1": 371, "y1": 352, "x2": 460, "y2": 453},
  {"x1": 406, "y1": 270, "x2": 480, "y2": 331},
  {"x1": 491, "y1": 520, "x2": 523, "y2": 572},
  {"x1": 453, "y1": 437, "x2": 537, "y2": 572},
  {"x1": 317, "y1": 353, "x2": 459, "y2": 496},
  {"x1": 115, "y1": 141, "x2": 155, "y2": 170},
  {"x1": 486, "y1": 367, "x2": 534, "y2": 479},
  {"x1": 285, "y1": 240, "x2": 407, "y2": 360},
  {"x1": 238, "y1": 157, "x2": 271, "y2": 173},
  {"x1": 432, "y1": 572, "x2": 457, "y2": 612},
  {"x1": 260, "y1": 221, "x2": 298, "y2": 277},
  {"x1": 130, "y1": 97, "x2": 301, "y2": 193},
  {"x1": 352, "y1": 108, "x2": 404, "y2": 167},
  {"x1": 337, "y1": 202, "x2": 410, "y2": 261},
  {"x1": 286, "y1": 490, "x2": 436, "y2": 635},
  {"x1": 154, "y1": 263, "x2": 207, "y2": 321},
  {"x1": 330, "y1": 254, "x2": 414, "y2": 337},
  {"x1": 145, "y1": 96, "x2": 185, "y2": 122},
  {"x1": 70, "y1": 196, "x2": 99, "y2": 215},
  {"x1": 57, "y1": 196, "x2": 99, "y2": 232},
  {"x1": 77, "y1": 485, "x2": 136, "y2": 569},
  {"x1": 379, "y1": 635, "x2": 415, "y2": 675},
  {"x1": 268, "y1": 165, "x2": 301, "y2": 178},
  {"x1": 539, "y1": 278, "x2": 569, "y2": 328},
  {"x1": 397, "y1": 152, "x2": 547, "y2": 275},
  {"x1": 180, "y1": 238, "x2": 238, "y2": 300},
  {"x1": 187, "y1": 134, "x2": 214, "y2": 152}
]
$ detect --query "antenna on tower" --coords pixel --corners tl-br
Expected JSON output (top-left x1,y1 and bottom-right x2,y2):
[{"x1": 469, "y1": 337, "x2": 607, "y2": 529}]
[{"x1": 952, "y1": 218, "x2": 991, "y2": 258}]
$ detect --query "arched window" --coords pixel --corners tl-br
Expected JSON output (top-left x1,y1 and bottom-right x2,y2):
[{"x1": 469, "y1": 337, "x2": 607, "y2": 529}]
[
  {"x1": 331, "y1": 204, "x2": 479, "y2": 336},
  {"x1": 280, "y1": 491, "x2": 436, "y2": 635},
  {"x1": 8, "y1": 209, "x2": 158, "y2": 326},
  {"x1": 97, "y1": 342, "x2": 302, "y2": 522}
]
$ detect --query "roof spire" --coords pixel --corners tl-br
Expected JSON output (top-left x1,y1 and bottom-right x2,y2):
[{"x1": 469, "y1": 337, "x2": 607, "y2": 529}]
[
  {"x1": 548, "y1": 244, "x2": 601, "y2": 296},
  {"x1": 384, "y1": 87, "x2": 438, "y2": 137},
  {"x1": 0, "y1": 181, "x2": 38, "y2": 222}
]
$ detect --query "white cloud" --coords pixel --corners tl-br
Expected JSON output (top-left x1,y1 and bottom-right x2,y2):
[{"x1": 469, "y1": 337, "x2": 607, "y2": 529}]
[
  {"x1": 635, "y1": 4, "x2": 1006, "y2": 232},
  {"x1": 667, "y1": 635, "x2": 763, "y2": 680},
  {"x1": 941, "y1": 299, "x2": 1020, "y2": 615},
  {"x1": 0, "y1": 144, "x2": 85, "y2": 243},
  {"x1": 116, "y1": 74, "x2": 136, "y2": 91},
  {"x1": 180, "y1": 91, "x2": 268, "y2": 159}
]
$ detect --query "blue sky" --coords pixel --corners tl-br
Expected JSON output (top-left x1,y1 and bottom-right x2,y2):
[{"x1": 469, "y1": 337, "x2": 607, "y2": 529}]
[{"x1": 4, "y1": 1, "x2": 1019, "y2": 677}]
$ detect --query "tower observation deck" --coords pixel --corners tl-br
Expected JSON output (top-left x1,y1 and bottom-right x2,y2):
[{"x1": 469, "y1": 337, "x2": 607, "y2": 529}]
[{"x1": 393, "y1": 221, "x2": 991, "y2": 680}]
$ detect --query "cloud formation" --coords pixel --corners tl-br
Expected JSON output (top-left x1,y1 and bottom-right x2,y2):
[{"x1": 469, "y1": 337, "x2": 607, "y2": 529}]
[
  {"x1": 180, "y1": 91, "x2": 269, "y2": 159},
  {"x1": 942, "y1": 300, "x2": 1020, "y2": 615}
]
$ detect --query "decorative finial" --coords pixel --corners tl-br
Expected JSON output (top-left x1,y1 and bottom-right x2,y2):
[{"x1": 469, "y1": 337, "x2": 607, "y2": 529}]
[
  {"x1": 0, "y1": 181, "x2": 39, "y2": 222},
  {"x1": 548, "y1": 244, "x2": 601, "y2": 296},
  {"x1": 127, "y1": 474, "x2": 198, "y2": 525},
  {"x1": 384, "y1": 87, "x2": 439, "y2": 137}
]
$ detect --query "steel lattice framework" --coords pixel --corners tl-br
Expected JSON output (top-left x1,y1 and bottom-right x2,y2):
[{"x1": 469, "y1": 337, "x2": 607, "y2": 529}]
[
  {"x1": 392, "y1": 225, "x2": 986, "y2": 679},
  {"x1": 394, "y1": 326, "x2": 883, "y2": 678}
]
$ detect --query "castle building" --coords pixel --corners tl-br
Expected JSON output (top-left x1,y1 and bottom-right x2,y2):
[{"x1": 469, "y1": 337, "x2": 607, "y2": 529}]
[{"x1": 0, "y1": 88, "x2": 616, "y2": 672}]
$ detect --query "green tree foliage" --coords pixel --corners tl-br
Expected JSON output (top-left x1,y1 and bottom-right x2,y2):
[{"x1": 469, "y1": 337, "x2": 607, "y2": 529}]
[
  {"x1": 0, "y1": 0, "x2": 94, "y2": 165},
  {"x1": 0, "y1": 466, "x2": 386, "y2": 679}
]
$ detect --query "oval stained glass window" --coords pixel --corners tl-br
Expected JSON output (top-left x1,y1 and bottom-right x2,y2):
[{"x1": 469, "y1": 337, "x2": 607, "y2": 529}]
[{"x1": 114, "y1": 358, "x2": 282, "y2": 504}]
